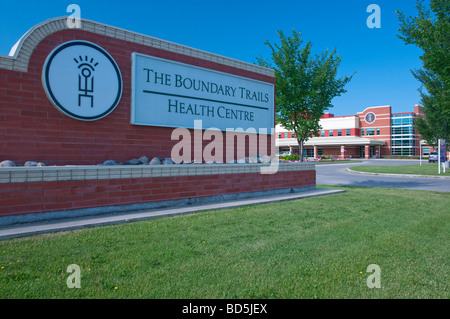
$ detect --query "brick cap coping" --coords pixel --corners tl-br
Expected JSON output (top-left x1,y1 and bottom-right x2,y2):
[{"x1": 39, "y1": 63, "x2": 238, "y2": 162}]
[
  {"x1": 0, "y1": 16, "x2": 275, "y2": 77},
  {"x1": 0, "y1": 162, "x2": 315, "y2": 184}
]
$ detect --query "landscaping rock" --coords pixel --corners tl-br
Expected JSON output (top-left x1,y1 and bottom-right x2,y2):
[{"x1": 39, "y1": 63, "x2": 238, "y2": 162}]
[
  {"x1": 261, "y1": 155, "x2": 271, "y2": 163},
  {"x1": 102, "y1": 160, "x2": 116, "y2": 166},
  {"x1": 24, "y1": 161, "x2": 39, "y2": 167},
  {"x1": 162, "y1": 158, "x2": 174, "y2": 165},
  {"x1": 0, "y1": 160, "x2": 16, "y2": 167},
  {"x1": 139, "y1": 156, "x2": 149, "y2": 164},
  {"x1": 248, "y1": 156, "x2": 258, "y2": 164},
  {"x1": 37, "y1": 162, "x2": 46, "y2": 167},
  {"x1": 149, "y1": 157, "x2": 163, "y2": 165},
  {"x1": 125, "y1": 158, "x2": 141, "y2": 165}
]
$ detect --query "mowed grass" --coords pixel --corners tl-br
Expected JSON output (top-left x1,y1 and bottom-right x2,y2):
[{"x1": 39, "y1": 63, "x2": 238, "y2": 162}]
[
  {"x1": 350, "y1": 163, "x2": 450, "y2": 176},
  {"x1": 0, "y1": 185, "x2": 448, "y2": 299}
]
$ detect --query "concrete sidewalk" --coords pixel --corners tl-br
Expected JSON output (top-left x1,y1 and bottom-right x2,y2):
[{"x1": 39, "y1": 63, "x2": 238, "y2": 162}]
[{"x1": 0, "y1": 188, "x2": 344, "y2": 240}]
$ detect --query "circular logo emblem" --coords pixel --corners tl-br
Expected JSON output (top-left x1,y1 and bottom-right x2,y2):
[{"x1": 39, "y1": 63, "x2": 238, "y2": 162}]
[
  {"x1": 365, "y1": 112, "x2": 376, "y2": 124},
  {"x1": 42, "y1": 41, "x2": 122, "y2": 121}
]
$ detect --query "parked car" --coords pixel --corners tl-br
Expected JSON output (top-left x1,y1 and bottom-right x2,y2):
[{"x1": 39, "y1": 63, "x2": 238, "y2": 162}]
[
  {"x1": 277, "y1": 151, "x2": 292, "y2": 157},
  {"x1": 428, "y1": 151, "x2": 438, "y2": 163}
]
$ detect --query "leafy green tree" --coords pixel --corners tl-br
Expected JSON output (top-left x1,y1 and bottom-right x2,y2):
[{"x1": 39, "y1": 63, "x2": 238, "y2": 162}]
[
  {"x1": 413, "y1": 69, "x2": 449, "y2": 145},
  {"x1": 397, "y1": 0, "x2": 450, "y2": 146},
  {"x1": 258, "y1": 30, "x2": 353, "y2": 161}
]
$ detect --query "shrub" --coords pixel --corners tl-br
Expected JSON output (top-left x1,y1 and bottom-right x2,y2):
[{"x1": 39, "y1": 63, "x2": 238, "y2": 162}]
[{"x1": 280, "y1": 154, "x2": 300, "y2": 161}]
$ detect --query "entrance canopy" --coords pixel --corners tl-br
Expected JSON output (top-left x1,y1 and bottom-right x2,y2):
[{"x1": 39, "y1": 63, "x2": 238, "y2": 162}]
[{"x1": 276, "y1": 136, "x2": 386, "y2": 148}]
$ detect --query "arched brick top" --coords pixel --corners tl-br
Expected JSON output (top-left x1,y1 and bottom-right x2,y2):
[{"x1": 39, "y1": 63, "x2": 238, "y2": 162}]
[{"x1": 0, "y1": 16, "x2": 274, "y2": 77}]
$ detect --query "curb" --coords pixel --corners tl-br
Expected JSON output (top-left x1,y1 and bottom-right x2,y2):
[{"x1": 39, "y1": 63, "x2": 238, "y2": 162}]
[
  {"x1": 346, "y1": 168, "x2": 450, "y2": 179},
  {"x1": 0, "y1": 188, "x2": 345, "y2": 240}
]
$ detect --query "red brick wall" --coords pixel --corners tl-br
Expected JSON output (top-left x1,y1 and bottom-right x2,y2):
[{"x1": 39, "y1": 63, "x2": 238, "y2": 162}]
[
  {"x1": 0, "y1": 170, "x2": 315, "y2": 216},
  {"x1": 0, "y1": 29, "x2": 275, "y2": 166},
  {"x1": 351, "y1": 128, "x2": 361, "y2": 136},
  {"x1": 341, "y1": 146, "x2": 360, "y2": 158},
  {"x1": 358, "y1": 106, "x2": 392, "y2": 157}
]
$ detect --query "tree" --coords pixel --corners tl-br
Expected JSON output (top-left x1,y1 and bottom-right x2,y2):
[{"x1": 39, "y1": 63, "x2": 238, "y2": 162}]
[
  {"x1": 258, "y1": 30, "x2": 353, "y2": 161},
  {"x1": 412, "y1": 69, "x2": 449, "y2": 145},
  {"x1": 397, "y1": 0, "x2": 450, "y2": 146}
]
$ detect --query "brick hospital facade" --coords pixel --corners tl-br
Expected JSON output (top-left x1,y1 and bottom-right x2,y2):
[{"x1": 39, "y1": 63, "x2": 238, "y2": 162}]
[{"x1": 276, "y1": 104, "x2": 439, "y2": 159}]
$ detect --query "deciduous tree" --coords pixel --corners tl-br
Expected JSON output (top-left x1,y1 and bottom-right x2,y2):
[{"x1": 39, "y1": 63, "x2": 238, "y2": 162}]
[
  {"x1": 258, "y1": 30, "x2": 353, "y2": 161},
  {"x1": 397, "y1": 0, "x2": 450, "y2": 146}
]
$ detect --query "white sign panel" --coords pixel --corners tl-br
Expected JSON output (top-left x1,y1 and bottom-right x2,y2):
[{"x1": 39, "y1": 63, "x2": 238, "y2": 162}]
[
  {"x1": 42, "y1": 41, "x2": 123, "y2": 121},
  {"x1": 131, "y1": 53, "x2": 274, "y2": 132}
]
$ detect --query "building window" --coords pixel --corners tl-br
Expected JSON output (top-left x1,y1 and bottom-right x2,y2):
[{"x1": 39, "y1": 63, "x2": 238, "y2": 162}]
[
  {"x1": 403, "y1": 127, "x2": 413, "y2": 134},
  {"x1": 284, "y1": 132, "x2": 288, "y2": 138},
  {"x1": 278, "y1": 133, "x2": 281, "y2": 139},
  {"x1": 329, "y1": 130, "x2": 334, "y2": 137},
  {"x1": 391, "y1": 113, "x2": 416, "y2": 156},
  {"x1": 321, "y1": 130, "x2": 325, "y2": 137},
  {"x1": 346, "y1": 129, "x2": 351, "y2": 136},
  {"x1": 361, "y1": 129, "x2": 365, "y2": 136},
  {"x1": 423, "y1": 147, "x2": 430, "y2": 155},
  {"x1": 392, "y1": 148, "x2": 415, "y2": 156},
  {"x1": 304, "y1": 149, "x2": 314, "y2": 158},
  {"x1": 376, "y1": 128, "x2": 380, "y2": 135},
  {"x1": 337, "y1": 129, "x2": 342, "y2": 136},
  {"x1": 366, "y1": 128, "x2": 375, "y2": 136},
  {"x1": 318, "y1": 148, "x2": 323, "y2": 156}
]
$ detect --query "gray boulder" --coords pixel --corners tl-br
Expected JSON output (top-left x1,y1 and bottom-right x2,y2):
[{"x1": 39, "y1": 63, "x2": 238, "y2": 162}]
[
  {"x1": 149, "y1": 157, "x2": 163, "y2": 165},
  {"x1": 24, "y1": 161, "x2": 39, "y2": 167},
  {"x1": 261, "y1": 155, "x2": 271, "y2": 164},
  {"x1": 103, "y1": 160, "x2": 116, "y2": 166},
  {"x1": 162, "y1": 158, "x2": 174, "y2": 165},
  {"x1": 125, "y1": 158, "x2": 141, "y2": 165},
  {"x1": 139, "y1": 156, "x2": 149, "y2": 164},
  {"x1": 248, "y1": 156, "x2": 259, "y2": 164},
  {"x1": 0, "y1": 160, "x2": 16, "y2": 167}
]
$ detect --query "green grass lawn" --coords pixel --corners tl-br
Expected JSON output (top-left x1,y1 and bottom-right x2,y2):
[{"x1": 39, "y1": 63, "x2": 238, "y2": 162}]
[
  {"x1": 0, "y1": 185, "x2": 448, "y2": 299},
  {"x1": 350, "y1": 163, "x2": 450, "y2": 176}
]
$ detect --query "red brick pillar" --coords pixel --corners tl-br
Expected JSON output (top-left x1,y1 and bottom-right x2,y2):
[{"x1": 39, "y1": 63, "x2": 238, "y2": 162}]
[
  {"x1": 340, "y1": 145, "x2": 345, "y2": 159},
  {"x1": 365, "y1": 145, "x2": 370, "y2": 159}
]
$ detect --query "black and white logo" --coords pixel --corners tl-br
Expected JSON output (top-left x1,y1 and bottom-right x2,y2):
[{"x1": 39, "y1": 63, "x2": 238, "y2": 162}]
[
  {"x1": 42, "y1": 41, "x2": 122, "y2": 121},
  {"x1": 365, "y1": 112, "x2": 376, "y2": 124}
]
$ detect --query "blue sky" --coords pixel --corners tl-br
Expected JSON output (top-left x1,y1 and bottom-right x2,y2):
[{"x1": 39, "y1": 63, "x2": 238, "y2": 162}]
[{"x1": 0, "y1": 0, "x2": 425, "y2": 116}]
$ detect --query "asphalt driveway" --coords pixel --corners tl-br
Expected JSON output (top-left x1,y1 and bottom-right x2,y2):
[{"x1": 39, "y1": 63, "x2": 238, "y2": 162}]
[{"x1": 316, "y1": 159, "x2": 450, "y2": 192}]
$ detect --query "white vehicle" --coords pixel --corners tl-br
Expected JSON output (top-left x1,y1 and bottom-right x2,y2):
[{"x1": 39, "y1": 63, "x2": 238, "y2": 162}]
[
  {"x1": 428, "y1": 151, "x2": 438, "y2": 163},
  {"x1": 277, "y1": 151, "x2": 292, "y2": 157}
]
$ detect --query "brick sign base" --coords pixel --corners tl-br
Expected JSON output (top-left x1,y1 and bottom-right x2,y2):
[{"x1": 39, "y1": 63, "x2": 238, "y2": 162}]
[{"x1": 0, "y1": 163, "x2": 316, "y2": 226}]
